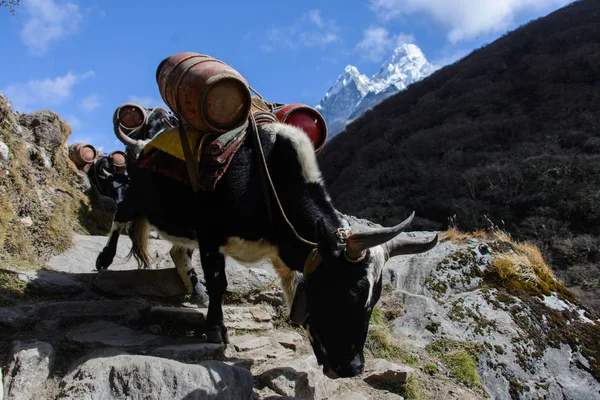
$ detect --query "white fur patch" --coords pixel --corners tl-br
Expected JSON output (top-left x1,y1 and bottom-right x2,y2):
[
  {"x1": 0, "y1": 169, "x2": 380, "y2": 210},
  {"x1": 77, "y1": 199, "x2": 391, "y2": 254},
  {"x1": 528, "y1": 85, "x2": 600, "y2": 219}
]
[
  {"x1": 219, "y1": 236, "x2": 279, "y2": 263},
  {"x1": 157, "y1": 230, "x2": 197, "y2": 250},
  {"x1": 170, "y1": 246, "x2": 194, "y2": 293},
  {"x1": 220, "y1": 236, "x2": 299, "y2": 307},
  {"x1": 365, "y1": 246, "x2": 386, "y2": 307},
  {"x1": 263, "y1": 122, "x2": 322, "y2": 184}
]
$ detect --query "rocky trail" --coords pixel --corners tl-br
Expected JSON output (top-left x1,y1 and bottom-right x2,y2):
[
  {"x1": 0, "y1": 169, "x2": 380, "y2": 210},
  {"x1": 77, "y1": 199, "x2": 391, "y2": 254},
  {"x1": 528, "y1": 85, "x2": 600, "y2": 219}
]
[
  {"x1": 2, "y1": 222, "x2": 600, "y2": 399},
  {"x1": 0, "y1": 234, "x2": 420, "y2": 400}
]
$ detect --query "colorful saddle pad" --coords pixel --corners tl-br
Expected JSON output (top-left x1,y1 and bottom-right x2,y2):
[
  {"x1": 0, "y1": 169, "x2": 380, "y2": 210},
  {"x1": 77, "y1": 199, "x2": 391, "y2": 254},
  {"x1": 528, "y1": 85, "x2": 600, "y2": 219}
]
[{"x1": 138, "y1": 123, "x2": 248, "y2": 191}]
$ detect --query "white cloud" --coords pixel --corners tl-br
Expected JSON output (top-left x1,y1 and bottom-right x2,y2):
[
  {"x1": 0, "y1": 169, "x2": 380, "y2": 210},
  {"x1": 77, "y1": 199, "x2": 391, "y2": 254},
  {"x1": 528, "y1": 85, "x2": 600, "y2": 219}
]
[
  {"x1": 80, "y1": 94, "x2": 101, "y2": 112},
  {"x1": 355, "y1": 27, "x2": 415, "y2": 62},
  {"x1": 21, "y1": 0, "x2": 83, "y2": 54},
  {"x1": 2, "y1": 70, "x2": 95, "y2": 112},
  {"x1": 369, "y1": 0, "x2": 572, "y2": 43},
  {"x1": 261, "y1": 9, "x2": 340, "y2": 52}
]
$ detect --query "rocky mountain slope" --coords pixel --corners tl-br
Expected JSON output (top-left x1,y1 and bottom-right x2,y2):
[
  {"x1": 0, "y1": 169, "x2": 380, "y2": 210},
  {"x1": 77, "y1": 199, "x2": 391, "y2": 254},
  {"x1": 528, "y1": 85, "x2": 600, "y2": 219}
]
[
  {"x1": 318, "y1": 0, "x2": 600, "y2": 312},
  {"x1": 0, "y1": 92, "x2": 112, "y2": 271},
  {"x1": 316, "y1": 44, "x2": 434, "y2": 140},
  {"x1": 1, "y1": 217, "x2": 598, "y2": 399},
  {"x1": 1, "y1": 88, "x2": 599, "y2": 399}
]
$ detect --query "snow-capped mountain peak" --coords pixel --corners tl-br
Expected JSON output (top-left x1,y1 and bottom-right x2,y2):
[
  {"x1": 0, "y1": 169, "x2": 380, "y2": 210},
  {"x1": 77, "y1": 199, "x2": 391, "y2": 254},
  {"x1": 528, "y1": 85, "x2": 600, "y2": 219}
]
[
  {"x1": 318, "y1": 65, "x2": 371, "y2": 105},
  {"x1": 316, "y1": 44, "x2": 434, "y2": 140}
]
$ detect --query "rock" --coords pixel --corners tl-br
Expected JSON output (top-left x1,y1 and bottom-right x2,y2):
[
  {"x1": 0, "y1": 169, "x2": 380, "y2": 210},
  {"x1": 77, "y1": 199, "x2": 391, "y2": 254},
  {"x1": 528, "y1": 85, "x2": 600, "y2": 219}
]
[
  {"x1": 18, "y1": 216, "x2": 33, "y2": 227},
  {"x1": 224, "y1": 260, "x2": 277, "y2": 296},
  {"x1": 330, "y1": 394, "x2": 369, "y2": 400},
  {"x1": 57, "y1": 353, "x2": 253, "y2": 400},
  {"x1": 253, "y1": 289, "x2": 285, "y2": 306},
  {"x1": 149, "y1": 305, "x2": 207, "y2": 325},
  {"x1": 34, "y1": 319, "x2": 62, "y2": 335},
  {"x1": 0, "y1": 140, "x2": 9, "y2": 165},
  {"x1": 46, "y1": 234, "x2": 175, "y2": 273},
  {"x1": 93, "y1": 268, "x2": 188, "y2": 300},
  {"x1": 273, "y1": 331, "x2": 304, "y2": 351},
  {"x1": 0, "y1": 299, "x2": 149, "y2": 329},
  {"x1": 148, "y1": 324, "x2": 162, "y2": 335},
  {"x1": 0, "y1": 367, "x2": 3, "y2": 400},
  {"x1": 151, "y1": 343, "x2": 225, "y2": 363},
  {"x1": 3, "y1": 341, "x2": 55, "y2": 400},
  {"x1": 19, "y1": 111, "x2": 68, "y2": 154},
  {"x1": 66, "y1": 320, "x2": 162, "y2": 348},
  {"x1": 234, "y1": 337, "x2": 272, "y2": 352},
  {"x1": 364, "y1": 359, "x2": 414, "y2": 385},
  {"x1": 74, "y1": 171, "x2": 91, "y2": 192},
  {"x1": 258, "y1": 356, "x2": 339, "y2": 399},
  {"x1": 223, "y1": 306, "x2": 274, "y2": 331},
  {"x1": 16, "y1": 269, "x2": 85, "y2": 295}
]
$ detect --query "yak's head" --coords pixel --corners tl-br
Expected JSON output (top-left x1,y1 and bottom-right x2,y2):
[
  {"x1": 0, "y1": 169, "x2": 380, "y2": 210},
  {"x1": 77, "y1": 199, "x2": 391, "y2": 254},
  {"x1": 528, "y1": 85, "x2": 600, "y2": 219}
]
[
  {"x1": 144, "y1": 107, "x2": 176, "y2": 140},
  {"x1": 87, "y1": 155, "x2": 130, "y2": 204},
  {"x1": 290, "y1": 212, "x2": 437, "y2": 379},
  {"x1": 115, "y1": 107, "x2": 177, "y2": 153}
]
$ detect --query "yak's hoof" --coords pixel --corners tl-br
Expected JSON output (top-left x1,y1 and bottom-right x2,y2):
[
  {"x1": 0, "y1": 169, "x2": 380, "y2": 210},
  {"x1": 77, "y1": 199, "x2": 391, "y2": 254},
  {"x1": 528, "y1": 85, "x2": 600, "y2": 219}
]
[
  {"x1": 206, "y1": 324, "x2": 229, "y2": 344},
  {"x1": 95, "y1": 253, "x2": 112, "y2": 271}
]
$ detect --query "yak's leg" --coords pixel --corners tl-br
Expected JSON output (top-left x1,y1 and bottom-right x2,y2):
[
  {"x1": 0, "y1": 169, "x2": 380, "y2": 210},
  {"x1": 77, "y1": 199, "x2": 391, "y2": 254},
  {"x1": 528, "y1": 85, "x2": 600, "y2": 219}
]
[
  {"x1": 272, "y1": 258, "x2": 302, "y2": 307},
  {"x1": 95, "y1": 222, "x2": 123, "y2": 270},
  {"x1": 95, "y1": 199, "x2": 135, "y2": 271},
  {"x1": 200, "y1": 246, "x2": 229, "y2": 344},
  {"x1": 170, "y1": 246, "x2": 209, "y2": 304}
]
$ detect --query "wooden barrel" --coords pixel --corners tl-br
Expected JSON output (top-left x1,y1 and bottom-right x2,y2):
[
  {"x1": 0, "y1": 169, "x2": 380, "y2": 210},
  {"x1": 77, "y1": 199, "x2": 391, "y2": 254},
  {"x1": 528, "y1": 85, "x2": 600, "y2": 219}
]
[
  {"x1": 113, "y1": 103, "x2": 147, "y2": 145},
  {"x1": 109, "y1": 150, "x2": 127, "y2": 174},
  {"x1": 156, "y1": 52, "x2": 251, "y2": 133},
  {"x1": 68, "y1": 143, "x2": 97, "y2": 167},
  {"x1": 274, "y1": 104, "x2": 328, "y2": 155}
]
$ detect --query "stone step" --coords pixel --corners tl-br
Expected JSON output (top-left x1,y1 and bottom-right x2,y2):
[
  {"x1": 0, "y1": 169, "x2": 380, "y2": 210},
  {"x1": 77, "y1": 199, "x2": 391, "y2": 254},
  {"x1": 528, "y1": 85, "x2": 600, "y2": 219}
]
[
  {"x1": 150, "y1": 343, "x2": 225, "y2": 363},
  {"x1": 0, "y1": 299, "x2": 150, "y2": 329},
  {"x1": 93, "y1": 268, "x2": 188, "y2": 301},
  {"x1": 148, "y1": 304, "x2": 276, "y2": 331},
  {"x1": 66, "y1": 320, "x2": 162, "y2": 348}
]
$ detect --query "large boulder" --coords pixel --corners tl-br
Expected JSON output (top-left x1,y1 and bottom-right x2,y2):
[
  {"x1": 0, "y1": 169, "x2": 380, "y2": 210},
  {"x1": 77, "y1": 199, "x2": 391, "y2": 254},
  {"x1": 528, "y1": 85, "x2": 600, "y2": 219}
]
[
  {"x1": 57, "y1": 352, "x2": 254, "y2": 400},
  {"x1": 3, "y1": 341, "x2": 55, "y2": 400}
]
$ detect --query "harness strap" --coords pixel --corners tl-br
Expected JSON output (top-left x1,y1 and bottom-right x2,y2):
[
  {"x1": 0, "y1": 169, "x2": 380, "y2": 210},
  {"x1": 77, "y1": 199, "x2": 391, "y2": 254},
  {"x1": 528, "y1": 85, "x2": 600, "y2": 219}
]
[
  {"x1": 250, "y1": 114, "x2": 274, "y2": 232},
  {"x1": 251, "y1": 114, "x2": 318, "y2": 247}
]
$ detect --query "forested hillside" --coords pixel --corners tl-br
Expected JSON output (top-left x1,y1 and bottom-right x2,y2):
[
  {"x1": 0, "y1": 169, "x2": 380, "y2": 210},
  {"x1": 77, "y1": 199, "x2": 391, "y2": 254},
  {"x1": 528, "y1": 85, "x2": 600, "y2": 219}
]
[{"x1": 319, "y1": 0, "x2": 600, "y2": 309}]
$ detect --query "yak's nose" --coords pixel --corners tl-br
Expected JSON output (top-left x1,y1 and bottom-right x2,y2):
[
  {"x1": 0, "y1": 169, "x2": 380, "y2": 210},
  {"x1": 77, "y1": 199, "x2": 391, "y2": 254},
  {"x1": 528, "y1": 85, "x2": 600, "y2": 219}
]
[{"x1": 330, "y1": 354, "x2": 364, "y2": 378}]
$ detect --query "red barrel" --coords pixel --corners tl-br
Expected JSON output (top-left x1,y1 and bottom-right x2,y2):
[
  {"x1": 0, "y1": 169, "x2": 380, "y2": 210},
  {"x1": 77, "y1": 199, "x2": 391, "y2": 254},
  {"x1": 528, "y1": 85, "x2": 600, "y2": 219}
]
[
  {"x1": 156, "y1": 52, "x2": 251, "y2": 133},
  {"x1": 113, "y1": 103, "x2": 147, "y2": 145},
  {"x1": 109, "y1": 150, "x2": 127, "y2": 174},
  {"x1": 68, "y1": 143, "x2": 97, "y2": 167},
  {"x1": 274, "y1": 104, "x2": 328, "y2": 155}
]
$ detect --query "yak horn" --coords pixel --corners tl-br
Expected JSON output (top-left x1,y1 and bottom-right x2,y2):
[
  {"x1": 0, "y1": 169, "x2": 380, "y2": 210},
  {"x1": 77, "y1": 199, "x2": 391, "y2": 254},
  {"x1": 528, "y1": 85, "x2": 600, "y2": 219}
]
[
  {"x1": 115, "y1": 125, "x2": 140, "y2": 148},
  {"x1": 384, "y1": 234, "x2": 438, "y2": 258},
  {"x1": 101, "y1": 168, "x2": 113, "y2": 178},
  {"x1": 345, "y1": 212, "x2": 415, "y2": 260}
]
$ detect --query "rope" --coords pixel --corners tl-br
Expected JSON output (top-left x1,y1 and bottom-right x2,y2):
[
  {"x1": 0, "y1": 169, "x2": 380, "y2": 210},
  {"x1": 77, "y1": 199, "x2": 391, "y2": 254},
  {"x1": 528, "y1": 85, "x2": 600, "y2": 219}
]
[{"x1": 250, "y1": 114, "x2": 317, "y2": 247}]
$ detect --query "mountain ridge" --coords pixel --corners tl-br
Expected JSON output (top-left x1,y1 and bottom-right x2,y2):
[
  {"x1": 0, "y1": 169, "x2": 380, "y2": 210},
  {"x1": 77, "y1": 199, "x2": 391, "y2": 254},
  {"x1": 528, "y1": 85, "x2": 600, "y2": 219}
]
[
  {"x1": 316, "y1": 43, "x2": 435, "y2": 139},
  {"x1": 318, "y1": 0, "x2": 600, "y2": 312}
]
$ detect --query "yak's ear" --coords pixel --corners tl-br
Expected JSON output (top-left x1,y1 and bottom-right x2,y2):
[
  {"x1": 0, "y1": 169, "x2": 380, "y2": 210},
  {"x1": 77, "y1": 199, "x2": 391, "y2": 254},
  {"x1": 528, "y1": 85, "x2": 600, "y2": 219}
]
[{"x1": 289, "y1": 279, "x2": 308, "y2": 326}]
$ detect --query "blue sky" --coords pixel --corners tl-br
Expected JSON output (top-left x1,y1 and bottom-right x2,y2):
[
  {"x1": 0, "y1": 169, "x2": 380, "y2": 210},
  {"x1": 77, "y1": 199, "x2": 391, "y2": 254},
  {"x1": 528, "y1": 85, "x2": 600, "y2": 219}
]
[{"x1": 0, "y1": 0, "x2": 573, "y2": 153}]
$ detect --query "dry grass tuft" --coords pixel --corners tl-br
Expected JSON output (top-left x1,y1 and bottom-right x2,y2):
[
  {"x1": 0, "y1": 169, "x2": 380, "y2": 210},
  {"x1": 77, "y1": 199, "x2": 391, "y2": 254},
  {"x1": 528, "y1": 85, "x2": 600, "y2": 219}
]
[{"x1": 443, "y1": 219, "x2": 575, "y2": 301}]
